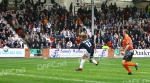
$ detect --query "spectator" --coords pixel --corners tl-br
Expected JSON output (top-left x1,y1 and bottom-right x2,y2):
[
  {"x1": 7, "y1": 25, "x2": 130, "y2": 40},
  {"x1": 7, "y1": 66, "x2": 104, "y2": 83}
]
[
  {"x1": 69, "y1": 2, "x2": 73, "y2": 13},
  {"x1": 52, "y1": 23, "x2": 58, "y2": 33},
  {"x1": 20, "y1": 2, "x2": 25, "y2": 10},
  {"x1": 101, "y1": 2, "x2": 105, "y2": 12},
  {"x1": 66, "y1": 40, "x2": 72, "y2": 48},
  {"x1": 96, "y1": 34, "x2": 103, "y2": 45},
  {"x1": 106, "y1": 11, "x2": 111, "y2": 19},
  {"x1": 56, "y1": 41, "x2": 61, "y2": 49},
  {"x1": 45, "y1": 43, "x2": 50, "y2": 48},
  {"x1": 60, "y1": 38, "x2": 66, "y2": 49}
]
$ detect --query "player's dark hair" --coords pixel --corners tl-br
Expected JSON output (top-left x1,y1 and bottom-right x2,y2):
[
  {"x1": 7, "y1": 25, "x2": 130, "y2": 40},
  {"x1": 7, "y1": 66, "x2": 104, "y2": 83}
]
[{"x1": 123, "y1": 29, "x2": 129, "y2": 34}]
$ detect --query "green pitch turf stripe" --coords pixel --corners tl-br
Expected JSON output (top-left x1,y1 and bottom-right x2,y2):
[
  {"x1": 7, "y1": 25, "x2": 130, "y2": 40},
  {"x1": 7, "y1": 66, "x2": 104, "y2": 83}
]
[{"x1": 10, "y1": 73, "x2": 107, "y2": 83}]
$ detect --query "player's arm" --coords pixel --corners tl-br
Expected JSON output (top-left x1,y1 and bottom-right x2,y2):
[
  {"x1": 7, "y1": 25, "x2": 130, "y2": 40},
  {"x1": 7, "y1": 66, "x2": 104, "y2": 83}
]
[
  {"x1": 78, "y1": 43, "x2": 82, "y2": 49},
  {"x1": 124, "y1": 44, "x2": 130, "y2": 52},
  {"x1": 123, "y1": 38, "x2": 130, "y2": 53},
  {"x1": 90, "y1": 39, "x2": 96, "y2": 51}
]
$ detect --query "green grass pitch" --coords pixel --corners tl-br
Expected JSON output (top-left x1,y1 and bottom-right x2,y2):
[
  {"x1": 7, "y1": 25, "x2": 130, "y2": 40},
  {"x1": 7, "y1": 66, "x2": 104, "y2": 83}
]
[{"x1": 0, "y1": 58, "x2": 150, "y2": 83}]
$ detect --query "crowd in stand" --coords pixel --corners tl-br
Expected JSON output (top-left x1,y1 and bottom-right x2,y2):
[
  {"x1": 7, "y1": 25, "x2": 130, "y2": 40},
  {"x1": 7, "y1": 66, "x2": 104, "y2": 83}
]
[
  {"x1": 1, "y1": 1, "x2": 150, "y2": 49},
  {"x1": 0, "y1": 17, "x2": 24, "y2": 48}
]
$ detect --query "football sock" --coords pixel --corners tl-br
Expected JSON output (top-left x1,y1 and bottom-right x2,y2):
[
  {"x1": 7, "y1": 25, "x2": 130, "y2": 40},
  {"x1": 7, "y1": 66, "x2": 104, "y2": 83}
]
[
  {"x1": 92, "y1": 59, "x2": 97, "y2": 64},
  {"x1": 79, "y1": 59, "x2": 85, "y2": 69},
  {"x1": 125, "y1": 62, "x2": 136, "y2": 66},
  {"x1": 123, "y1": 65, "x2": 132, "y2": 73}
]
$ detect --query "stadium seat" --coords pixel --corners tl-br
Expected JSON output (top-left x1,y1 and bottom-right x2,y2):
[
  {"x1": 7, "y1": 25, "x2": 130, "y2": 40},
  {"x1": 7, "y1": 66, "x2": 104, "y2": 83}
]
[{"x1": 18, "y1": 30, "x2": 22, "y2": 36}]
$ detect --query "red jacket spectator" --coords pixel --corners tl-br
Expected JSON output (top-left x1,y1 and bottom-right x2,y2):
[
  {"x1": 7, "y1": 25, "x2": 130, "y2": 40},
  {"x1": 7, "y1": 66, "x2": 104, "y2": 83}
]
[
  {"x1": 50, "y1": 37, "x2": 55, "y2": 43},
  {"x1": 29, "y1": 23, "x2": 33, "y2": 29},
  {"x1": 107, "y1": 41, "x2": 113, "y2": 47},
  {"x1": 76, "y1": 36, "x2": 81, "y2": 44}
]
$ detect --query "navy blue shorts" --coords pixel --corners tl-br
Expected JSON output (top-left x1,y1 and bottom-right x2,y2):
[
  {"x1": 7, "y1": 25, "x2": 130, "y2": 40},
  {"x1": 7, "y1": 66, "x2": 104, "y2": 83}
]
[{"x1": 123, "y1": 50, "x2": 134, "y2": 61}]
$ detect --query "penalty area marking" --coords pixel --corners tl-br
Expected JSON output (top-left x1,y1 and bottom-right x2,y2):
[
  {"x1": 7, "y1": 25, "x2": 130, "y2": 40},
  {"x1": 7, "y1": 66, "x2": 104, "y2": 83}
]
[{"x1": 10, "y1": 73, "x2": 106, "y2": 83}]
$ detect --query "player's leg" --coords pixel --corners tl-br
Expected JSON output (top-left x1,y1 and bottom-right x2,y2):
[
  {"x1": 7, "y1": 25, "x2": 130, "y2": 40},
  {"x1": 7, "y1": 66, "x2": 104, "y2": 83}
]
[
  {"x1": 88, "y1": 52, "x2": 99, "y2": 66},
  {"x1": 79, "y1": 54, "x2": 87, "y2": 69},
  {"x1": 122, "y1": 50, "x2": 138, "y2": 75},
  {"x1": 124, "y1": 51, "x2": 138, "y2": 69},
  {"x1": 76, "y1": 54, "x2": 87, "y2": 71},
  {"x1": 122, "y1": 60, "x2": 132, "y2": 75}
]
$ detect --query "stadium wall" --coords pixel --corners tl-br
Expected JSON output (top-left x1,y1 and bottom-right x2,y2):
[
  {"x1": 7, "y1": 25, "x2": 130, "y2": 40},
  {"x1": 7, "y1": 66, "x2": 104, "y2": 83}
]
[{"x1": 0, "y1": 48, "x2": 149, "y2": 58}]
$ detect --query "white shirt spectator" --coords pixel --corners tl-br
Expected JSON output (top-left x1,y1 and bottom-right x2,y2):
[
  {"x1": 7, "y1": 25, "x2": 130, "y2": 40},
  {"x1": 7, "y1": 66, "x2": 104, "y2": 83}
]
[
  {"x1": 19, "y1": 39, "x2": 24, "y2": 48},
  {"x1": 62, "y1": 29, "x2": 66, "y2": 36},
  {"x1": 47, "y1": 22, "x2": 51, "y2": 28},
  {"x1": 101, "y1": 29, "x2": 105, "y2": 37},
  {"x1": 138, "y1": 20, "x2": 141, "y2": 26},
  {"x1": 148, "y1": 34, "x2": 150, "y2": 42},
  {"x1": 128, "y1": 17, "x2": 132, "y2": 23},
  {"x1": 0, "y1": 18, "x2": 2, "y2": 23},
  {"x1": 103, "y1": 25, "x2": 106, "y2": 31},
  {"x1": 94, "y1": 24, "x2": 97, "y2": 29},
  {"x1": 13, "y1": 36, "x2": 18, "y2": 42},
  {"x1": 122, "y1": 20, "x2": 125, "y2": 25},
  {"x1": 94, "y1": 16, "x2": 96, "y2": 21},
  {"x1": 36, "y1": 27, "x2": 41, "y2": 33},
  {"x1": 136, "y1": 11, "x2": 140, "y2": 16},
  {"x1": 8, "y1": 36, "x2": 15, "y2": 42},
  {"x1": 12, "y1": 36, "x2": 15, "y2": 42},
  {"x1": 142, "y1": 19, "x2": 145, "y2": 24},
  {"x1": 13, "y1": 19, "x2": 19, "y2": 25},
  {"x1": 56, "y1": 43, "x2": 61, "y2": 49},
  {"x1": 65, "y1": 30, "x2": 70, "y2": 38},
  {"x1": 75, "y1": 23, "x2": 77, "y2": 29},
  {"x1": 66, "y1": 41, "x2": 72, "y2": 48},
  {"x1": 33, "y1": 27, "x2": 36, "y2": 32},
  {"x1": 42, "y1": 34, "x2": 46, "y2": 39},
  {"x1": 116, "y1": 21, "x2": 122, "y2": 27},
  {"x1": 114, "y1": 33, "x2": 118, "y2": 39},
  {"x1": 132, "y1": 20, "x2": 136, "y2": 25},
  {"x1": 11, "y1": 12, "x2": 16, "y2": 18}
]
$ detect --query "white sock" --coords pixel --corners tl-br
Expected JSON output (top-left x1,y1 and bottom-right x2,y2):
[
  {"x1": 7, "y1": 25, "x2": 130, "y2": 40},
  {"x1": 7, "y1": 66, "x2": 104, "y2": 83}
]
[
  {"x1": 92, "y1": 59, "x2": 97, "y2": 64},
  {"x1": 79, "y1": 59, "x2": 85, "y2": 69}
]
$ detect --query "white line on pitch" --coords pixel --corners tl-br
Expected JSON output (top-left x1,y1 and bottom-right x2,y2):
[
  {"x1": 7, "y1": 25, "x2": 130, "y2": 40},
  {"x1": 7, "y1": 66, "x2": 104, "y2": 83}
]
[
  {"x1": 137, "y1": 72, "x2": 150, "y2": 74},
  {"x1": 10, "y1": 73, "x2": 107, "y2": 83}
]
